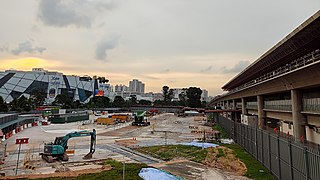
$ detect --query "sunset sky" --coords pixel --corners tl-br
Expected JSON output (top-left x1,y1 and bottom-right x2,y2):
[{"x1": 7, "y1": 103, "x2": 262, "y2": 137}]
[{"x1": 0, "y1": 0, "x2": 319, "y2": 95}]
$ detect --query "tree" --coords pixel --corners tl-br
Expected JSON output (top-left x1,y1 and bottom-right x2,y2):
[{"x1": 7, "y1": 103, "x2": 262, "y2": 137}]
[
  {"x1": 90, "y1": 96, "x2": 110, "y2": 108},
  {"x1": 186, "y1": 87, "x2": 202, "y2": 108},
  {"x1": 153, "y1": 99, "x2": 164, "y2": 106},
  {"x1": 162, "y1": 86, "x2": 174, "y2": 105},
  {"x1": 129, "y1": 95, "x2": 137, "y2": 105},
  {"x1": 30, "y1": 90, "x2": 46, "y2": 107},
  {"x1": 73, "y1": 100, "x2": 82, "y2": 109},
  {"x1": 19, "y1": 96, "x2": 32, "y2": 111},
  {"x1": 0, "y1": 96, "x2": 8, "y2": 112},
  {"x1": 113, "y1": 96, "x2": 126, "y2": 107},
  {"x1": 178, "y1": 91, "x2": 187, "y2": 106},
  {"x1": 53, "y1": 94, "x2": 73, "y2": 108},
  {"x1": 139, "y1": 99, "x2": 152, "y2": 105}
]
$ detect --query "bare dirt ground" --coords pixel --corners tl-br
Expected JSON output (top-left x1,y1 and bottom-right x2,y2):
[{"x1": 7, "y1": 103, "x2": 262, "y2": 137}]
[
  {"x1": 152, "y1": 158, "x2": 250, "y2": 180},
  {"x1": 2, "y1": 164, "x2": 111, "y2": 179},
  {"x1": 0, "y1": 113, "x2": 250, "y2": 179},
  {"x1": 114, "y1": 139, "x2": 140, "y2": 147},
  {"x1": 204, "y1": 147, "x2": 247, "y2": 176}
]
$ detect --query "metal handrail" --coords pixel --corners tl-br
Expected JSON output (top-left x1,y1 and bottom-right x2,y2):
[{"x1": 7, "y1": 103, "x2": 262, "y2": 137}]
[{"x1": 229, "y1": 49, "x2": 320, "y2": 93}]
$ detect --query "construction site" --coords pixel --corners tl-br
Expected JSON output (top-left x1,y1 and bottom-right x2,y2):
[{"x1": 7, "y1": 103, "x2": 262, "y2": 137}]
[{"x1": 0, "y1": 110, "x2": 256, "y2": 180}]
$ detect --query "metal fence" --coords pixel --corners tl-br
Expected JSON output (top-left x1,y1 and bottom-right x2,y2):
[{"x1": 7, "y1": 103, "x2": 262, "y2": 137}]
[
  {"x1": 264, "y1": 100, "x2": 292, "y2": 111},
  {"x1": 303, "y1": 98, "x2": 320, "y2": 112},
  {"x1": 217, "y1": 115, "x2": 320, "y2": 180}
]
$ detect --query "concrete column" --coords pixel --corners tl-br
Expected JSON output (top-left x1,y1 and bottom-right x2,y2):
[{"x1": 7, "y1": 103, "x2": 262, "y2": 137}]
[
  {"x1": 241, "y1": 98, "x2": 247, "y2": 115},
  {"x1": 13, "y1": 129, "x2": 16, "y2": 135},
  {"x1": 227, "y1": 100, "x2": 231, "y2": 109},
  {"x1": 257, "y1": 95, "x2": 264, "y2": 129},
  {"x1": 291, "y1": 89, "x2": 306, "y2": 140},
  {"x1": 2, "y1": 135, "x2": 5, "y2": 141},
  {"x1": 232, "y1": 99, "x2": 236, "y2": 110}
]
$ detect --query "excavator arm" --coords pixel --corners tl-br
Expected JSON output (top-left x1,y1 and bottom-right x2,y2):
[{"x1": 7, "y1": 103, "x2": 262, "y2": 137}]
[{"x1": 55, "y1": 129, "x2": 96, "y2": 151}]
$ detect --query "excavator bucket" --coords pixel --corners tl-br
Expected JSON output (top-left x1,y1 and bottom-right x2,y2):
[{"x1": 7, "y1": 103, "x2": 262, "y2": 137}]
[{"x1": 83, "y1": 152, "x2": 93, "y2": 159}]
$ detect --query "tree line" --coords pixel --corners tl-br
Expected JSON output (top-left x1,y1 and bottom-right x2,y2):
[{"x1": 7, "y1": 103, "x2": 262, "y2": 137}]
[
  {"x1": 0, "y1": 86, "x2": 205, "y2": 112},
  {"x1": 156, "y1": 86, "x2": 205, "y2": 108}
]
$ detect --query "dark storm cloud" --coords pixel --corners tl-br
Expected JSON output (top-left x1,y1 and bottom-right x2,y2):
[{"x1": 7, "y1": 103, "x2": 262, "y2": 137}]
[
  {"x1": 200, "y1": 65, "x2": 213, "y2": 72},
  {"x1": 38, "y1": 0, "x2": 115, "y2": 28},
  {"x1": 11, "y1": 41, "x2": 46, "y2": 55},
  {"x1": 95, "y1": 35, "x2": 120, "y2": 60},
  {"x1": 222, "y1": 60, "x2": 250, "y2": 73}
]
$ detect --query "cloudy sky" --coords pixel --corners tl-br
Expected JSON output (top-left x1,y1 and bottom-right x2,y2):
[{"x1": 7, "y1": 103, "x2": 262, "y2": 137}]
[{"x1": 0, "y1": 0, "x2": 319, "y2": 95}]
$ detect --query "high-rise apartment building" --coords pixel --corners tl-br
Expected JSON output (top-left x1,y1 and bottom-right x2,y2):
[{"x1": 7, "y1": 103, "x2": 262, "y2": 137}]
[
  {"x1": 128, "y1": 79, "x2": 145, "y2": 94},
  {"x1": 201, "y1": 89, "x2": 209, "y2": 102},
  {"x1": 114, "y1": 84, "x2": 128, "y2": 92}
]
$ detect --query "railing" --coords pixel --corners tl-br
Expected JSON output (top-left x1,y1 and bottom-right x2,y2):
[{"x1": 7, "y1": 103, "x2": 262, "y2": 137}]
[
  {"x1": 303, "y1": 98, "x2": 320, "y2": 112},
  {"x1": 229, "y1": 49, "x2": 320, "y2": 93},
  {"x1": 246, "y1": 102, "x2": 257, "y2": 109},
  {"x1": 236, "y1": 102, "x2": 242, "y2": 109},
  {"x1": 264, "y1": 100, "x2": 292, "y2": 111}
]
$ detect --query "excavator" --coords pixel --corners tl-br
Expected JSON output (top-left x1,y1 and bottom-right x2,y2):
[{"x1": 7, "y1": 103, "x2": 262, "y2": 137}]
[
  {"x1": 132, "y1": 111, "x2": 150, "y2": 126},
  {"x1": 40, "y1": 129, "x2": 96, "y2": 163}
]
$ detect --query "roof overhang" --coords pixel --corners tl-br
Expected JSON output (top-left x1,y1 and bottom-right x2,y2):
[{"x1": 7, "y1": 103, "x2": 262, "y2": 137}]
[{"x1": 223, "y1": 10, "x2": 320, "y2": 91}]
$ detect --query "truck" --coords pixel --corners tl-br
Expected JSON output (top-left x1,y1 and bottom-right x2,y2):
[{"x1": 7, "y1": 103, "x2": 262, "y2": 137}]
[{"x1": 40, "y1": 129, "x2": 96, "y2": 163}]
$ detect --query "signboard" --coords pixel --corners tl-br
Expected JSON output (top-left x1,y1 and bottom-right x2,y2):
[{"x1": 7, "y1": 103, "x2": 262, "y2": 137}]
[
  {"x1": 16, "y1": 138, "x2": 29, "y2": 144},
  {"x1": 94, "y1": 89, "x2": 104, "y2": 96}
]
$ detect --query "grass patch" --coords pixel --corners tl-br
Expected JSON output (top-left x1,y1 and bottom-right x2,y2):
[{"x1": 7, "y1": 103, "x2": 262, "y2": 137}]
[
  {"x1": 212, "y1": 124, "x2": 229, "y2": 138},
  {"x1": 222, "y1": 144, "x2": 274, "y2": 180},
  {"x1": 216, "y1": 148, "x2": 225, "y2": 158},
  {"x1": 137, "y1": 145, "x2": 208, "y2": 163},
  {"x1": 42, "y1": 159, "x2": 147, "y2": 180}
]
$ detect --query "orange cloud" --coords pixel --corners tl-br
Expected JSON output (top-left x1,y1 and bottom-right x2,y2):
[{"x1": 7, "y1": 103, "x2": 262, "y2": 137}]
[{"x1": 0, "y1": 57, "x2": 61, "y2": 71}]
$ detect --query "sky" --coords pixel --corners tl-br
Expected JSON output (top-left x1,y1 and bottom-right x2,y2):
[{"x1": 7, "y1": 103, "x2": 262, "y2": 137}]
[{"x1": 0, "y1": 0, "x2": 319, "y2": 96}]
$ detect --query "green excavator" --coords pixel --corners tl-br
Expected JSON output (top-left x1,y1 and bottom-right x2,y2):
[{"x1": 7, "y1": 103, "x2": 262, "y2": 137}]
[
  {"x1": 132, "y1": 111, "x2": 150, "y2": 126},
  {"x1": 40, "y1": 129, "x2": 96, "y2": 163}
]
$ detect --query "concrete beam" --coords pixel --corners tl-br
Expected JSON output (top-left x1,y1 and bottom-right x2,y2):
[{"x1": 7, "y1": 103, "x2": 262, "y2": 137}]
[
  {"x1": 265, "y1": 111, "x2": 292, "y2": 122},
  {"x1": 214, "y1": 62, "x2": 320, "y2": 102}
]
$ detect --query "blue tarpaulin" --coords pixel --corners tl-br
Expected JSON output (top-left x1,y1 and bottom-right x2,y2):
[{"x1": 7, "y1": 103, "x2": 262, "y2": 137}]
[
  {"x1": 180, "y1": 142, "x2": 219, "y2": 148},
  {"x1": 139, "y1": 168, "x2": 182, "y2": 180}
]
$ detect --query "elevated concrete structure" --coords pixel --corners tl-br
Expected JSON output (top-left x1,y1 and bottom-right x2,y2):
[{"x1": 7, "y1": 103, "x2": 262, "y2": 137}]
[{"x1": 210, "y1": 10, "x2": 320, "y2": 144}]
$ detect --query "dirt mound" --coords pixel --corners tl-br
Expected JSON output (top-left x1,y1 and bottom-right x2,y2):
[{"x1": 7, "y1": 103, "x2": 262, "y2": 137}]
[
  {"x1": 204, "y1": 146, "x2": 247, "y2": 176},
  {"x1": 2, "y1": 165, "x2": 112, "y2": 179}
]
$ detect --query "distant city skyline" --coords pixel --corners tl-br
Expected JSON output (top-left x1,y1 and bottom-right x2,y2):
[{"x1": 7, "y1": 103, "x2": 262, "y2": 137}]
[{"x1": 0, "y1": 1, "x2": 319, "y2": 96}]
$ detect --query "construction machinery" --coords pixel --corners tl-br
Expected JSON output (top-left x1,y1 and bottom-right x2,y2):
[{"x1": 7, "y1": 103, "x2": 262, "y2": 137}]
[
  {"x1": 132, "y1": 111, "x2": 150, "y2": 126},
  {"x1": 40, "y1": 129, "x2": 96, "y2": 163}
]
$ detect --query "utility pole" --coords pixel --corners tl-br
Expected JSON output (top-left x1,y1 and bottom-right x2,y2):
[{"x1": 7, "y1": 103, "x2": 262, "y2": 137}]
[
  {"x1": 15, "y1": 138, "x2": 29, "y2": 175},
  {"x1": 15, "y1": 143, "x2": 21, "y2": 175},
  {"x1": 122, "y1": 161, "x2": 125, "y2": 180},
  {"x1": 165, "y1": 131, "x2": 167, "y2": 145}
]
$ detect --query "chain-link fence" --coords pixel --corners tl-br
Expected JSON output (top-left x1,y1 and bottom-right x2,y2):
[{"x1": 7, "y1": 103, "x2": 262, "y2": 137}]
[{"x1": 217, "y1": 115, "x2": 320, "y2": 180}]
